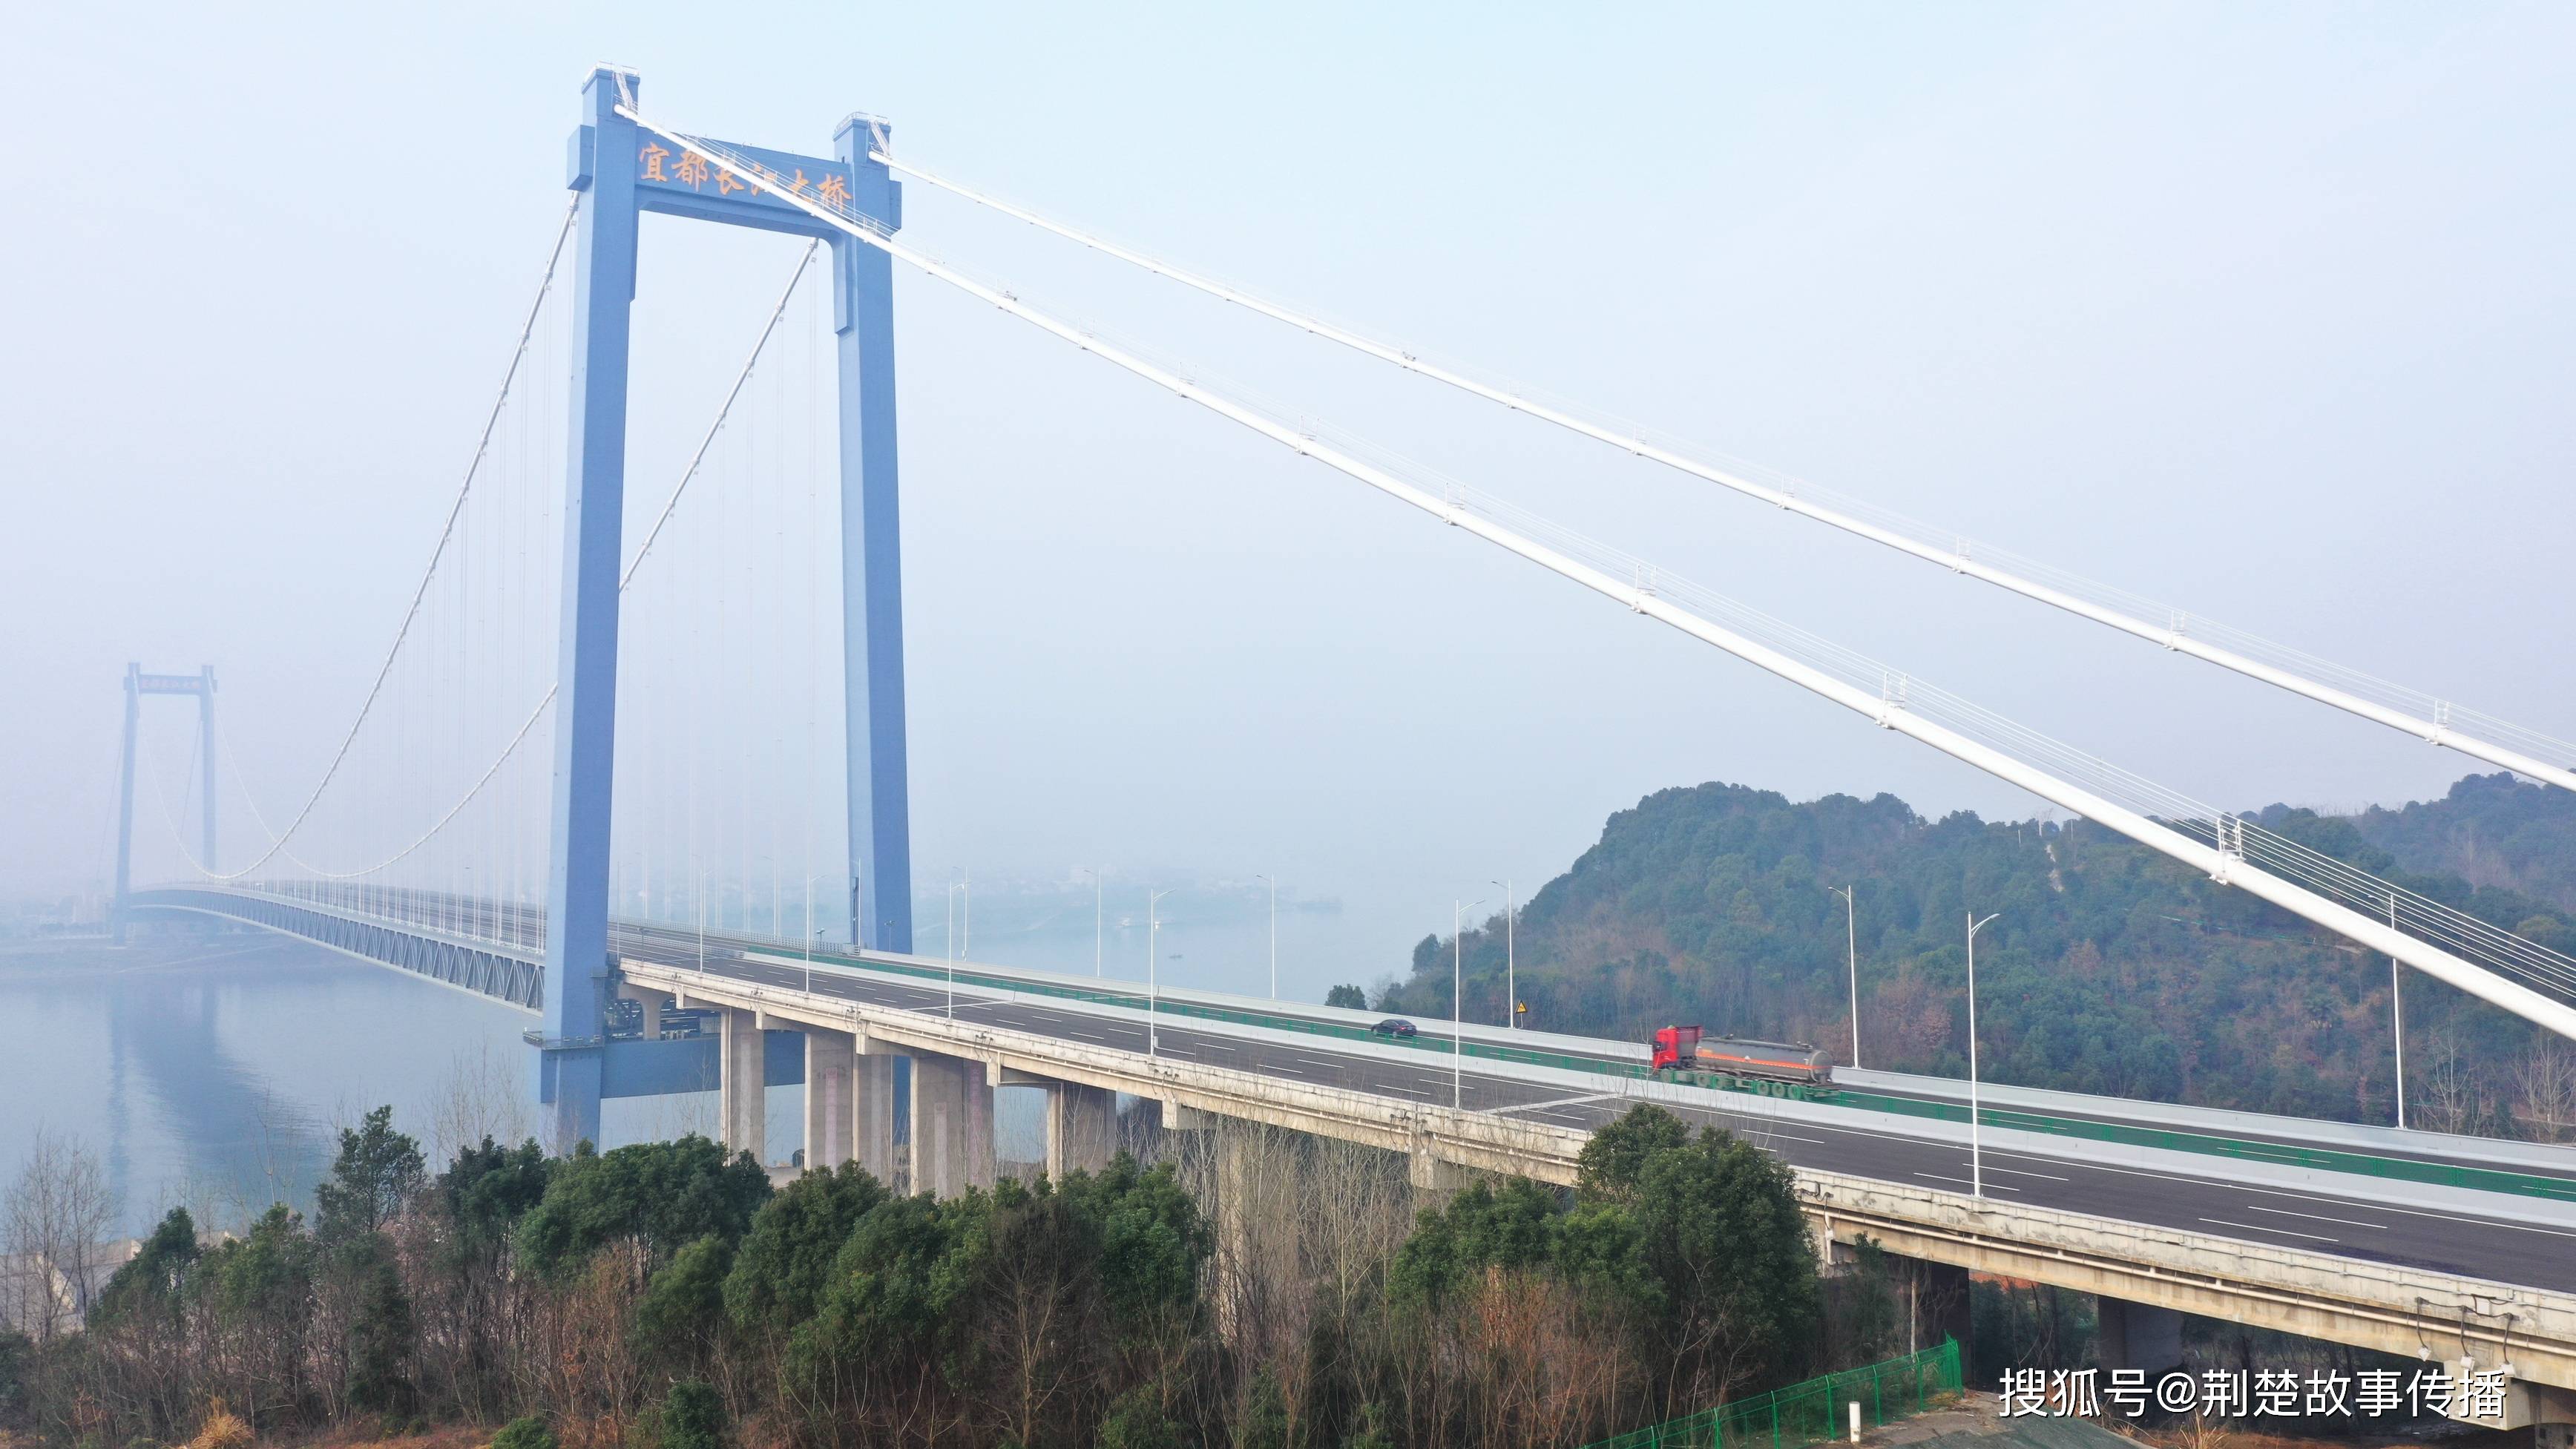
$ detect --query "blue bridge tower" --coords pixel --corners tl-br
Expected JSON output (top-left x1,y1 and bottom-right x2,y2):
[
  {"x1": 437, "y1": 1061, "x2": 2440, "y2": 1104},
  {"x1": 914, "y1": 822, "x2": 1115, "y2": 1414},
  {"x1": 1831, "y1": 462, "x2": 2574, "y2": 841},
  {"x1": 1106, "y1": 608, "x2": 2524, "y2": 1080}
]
[{"x1": 536, "y1": 67, "x2": 914, "y2": 1149}]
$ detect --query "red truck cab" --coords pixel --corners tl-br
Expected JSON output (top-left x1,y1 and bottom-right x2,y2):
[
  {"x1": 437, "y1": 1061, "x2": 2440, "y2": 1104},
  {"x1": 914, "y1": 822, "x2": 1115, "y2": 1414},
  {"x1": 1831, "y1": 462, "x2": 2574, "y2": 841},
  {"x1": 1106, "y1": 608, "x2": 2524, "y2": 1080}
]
[{"x1": 1651, "y1": 1024, "x2": 1703, "y2": 1072}]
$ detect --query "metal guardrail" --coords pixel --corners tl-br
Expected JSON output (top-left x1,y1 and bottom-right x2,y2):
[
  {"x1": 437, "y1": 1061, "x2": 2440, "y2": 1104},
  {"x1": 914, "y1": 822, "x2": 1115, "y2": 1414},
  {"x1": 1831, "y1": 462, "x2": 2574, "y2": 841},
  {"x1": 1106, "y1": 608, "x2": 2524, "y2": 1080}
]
[
  {"x1": 782, "y1": 948, "x2": 2576, "y2": 1206},
  {"x1": 1587, "y1": 1339, "x2": 1964, "y2": 1449}
]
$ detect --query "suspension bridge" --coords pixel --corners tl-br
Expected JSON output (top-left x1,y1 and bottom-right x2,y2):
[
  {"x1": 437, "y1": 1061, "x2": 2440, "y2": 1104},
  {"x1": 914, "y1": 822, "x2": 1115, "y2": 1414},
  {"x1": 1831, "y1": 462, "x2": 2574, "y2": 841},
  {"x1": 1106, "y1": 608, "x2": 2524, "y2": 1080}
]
[{"x1": 111, "y1": 68, "x2": 2576, "y2": 1431}]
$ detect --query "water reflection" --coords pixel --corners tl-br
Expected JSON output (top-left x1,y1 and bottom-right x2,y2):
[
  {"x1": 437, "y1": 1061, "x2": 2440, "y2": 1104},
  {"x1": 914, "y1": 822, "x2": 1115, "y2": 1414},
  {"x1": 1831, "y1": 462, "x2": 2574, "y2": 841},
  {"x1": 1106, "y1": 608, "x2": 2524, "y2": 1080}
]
[{"x1": 0, "y1": 932, "x2": 528, "y2": 1237}]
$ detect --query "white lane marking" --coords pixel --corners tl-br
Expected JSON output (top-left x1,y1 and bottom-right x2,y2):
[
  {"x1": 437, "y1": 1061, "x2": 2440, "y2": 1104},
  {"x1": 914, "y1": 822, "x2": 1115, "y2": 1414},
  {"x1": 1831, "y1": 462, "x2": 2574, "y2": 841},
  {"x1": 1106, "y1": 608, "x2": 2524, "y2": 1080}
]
[
  {"x1": 1983, "y1": 1151, "x2": 2576, "y2": 1240},
  {"x1": 1915, "y1": 1173, "x2": 2020, "y2": 1192},
  {"x1": 1491, "y1": 1089, "x2": 1634, "y2": 1116},
  {"x1": 2243, "y1": 1204, "x2": 2386, "y2": 1231},
  {"x1": 1661, "y1": 1108, "x2": 2562, "y2": 1242},
  {"x1": 1982, "y1": 1165, "x2": 2071, "y2": 1181},
  {"x1": 1068, "y1": 1031, "x2": 1105, "y2": 1042},
  {"x1": 2202, "y1": 1217, "x2": 2336, "y2": 1243},
  {"x1": 1384, "y1": 1085, "x2": 1433, "y2": 1098}
]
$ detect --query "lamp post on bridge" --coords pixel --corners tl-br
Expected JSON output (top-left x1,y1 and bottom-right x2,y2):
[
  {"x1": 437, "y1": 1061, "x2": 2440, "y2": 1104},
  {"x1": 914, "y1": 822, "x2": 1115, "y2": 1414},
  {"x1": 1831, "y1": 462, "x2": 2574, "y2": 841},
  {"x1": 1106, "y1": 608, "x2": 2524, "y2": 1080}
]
[
  {"x1": 1453, "y1": 897, "x2": 1484, "y2": 1109},
  {"x1": 1257, "y1": 873, "x2": 1277, "y2": 999},
  {"x1": 1491, "y1": 878, "x2": 1514, "y2": 1029},
  {"x1": 1149, "y1": 887, "x2": 1172, "y2": 1057},
  {"x1": 1966, "y1": 911, "x2": 2000, "y2": 1198},
  {"x1": 1828, "y1": 884, "x2": 1860, "y2": 1068},
  {"x1": 944, "y1": 881, "x2": 963, "y2": 1019},
  {"x1": 1079, "y1": 866, "x2": 1103, "y2": 976},
  {"x1": 2391, "y1": 893, "x2": 2407, "y2": 1131}
]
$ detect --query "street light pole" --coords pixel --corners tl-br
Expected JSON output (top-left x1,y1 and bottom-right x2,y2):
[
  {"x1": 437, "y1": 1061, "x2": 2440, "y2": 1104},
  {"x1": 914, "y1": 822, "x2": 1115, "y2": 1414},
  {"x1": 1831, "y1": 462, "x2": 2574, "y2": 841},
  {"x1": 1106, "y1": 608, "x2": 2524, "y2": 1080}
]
[
  {"x1": 2391, "y1": 893, "x2": 2407, "y2": 1130},
  {"x1": 945, "y1": 882, "x2": 961, "y2": 1019},
  {"x1": 1453, "y1": 897, "x2": 1484, "y2": 1108},
  {"x1": 1966, "y1": 911, "x2": 2000, "y2": 1197},
  {"x1": 1492, "y1": 879, "x2": 1514, "y2": 1029},
  {"x1": 1149, "y1": 887, "x2": 1172, "y2": 1057},
  {"x1": 1829, "y1": 884, "x2": 1859, "y2": 1067},
  {"x1": 1258, "y1": 874, "x2": 1277, "y2": 999}
]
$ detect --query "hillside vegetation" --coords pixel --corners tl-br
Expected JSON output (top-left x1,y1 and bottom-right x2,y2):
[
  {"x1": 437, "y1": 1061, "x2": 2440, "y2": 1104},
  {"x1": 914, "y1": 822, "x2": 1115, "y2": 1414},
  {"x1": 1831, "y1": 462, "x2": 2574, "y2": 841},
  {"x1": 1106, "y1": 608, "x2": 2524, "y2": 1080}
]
[{"x1": 1381, "y1": 773, "x2": 2576, "y2": 1136}]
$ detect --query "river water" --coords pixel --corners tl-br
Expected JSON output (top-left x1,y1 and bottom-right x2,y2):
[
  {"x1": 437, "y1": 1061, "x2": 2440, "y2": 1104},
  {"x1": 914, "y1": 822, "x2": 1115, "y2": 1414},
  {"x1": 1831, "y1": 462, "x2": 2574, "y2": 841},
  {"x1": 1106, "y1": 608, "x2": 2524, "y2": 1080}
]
[{"x1": 0, "y1": 890, "x2": 1427, "y2": 1238}]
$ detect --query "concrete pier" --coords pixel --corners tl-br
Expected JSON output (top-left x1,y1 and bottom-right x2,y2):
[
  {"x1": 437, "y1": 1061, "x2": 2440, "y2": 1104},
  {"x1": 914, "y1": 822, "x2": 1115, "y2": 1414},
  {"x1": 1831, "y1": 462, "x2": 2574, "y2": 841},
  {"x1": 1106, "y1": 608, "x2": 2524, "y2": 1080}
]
[
  {"x1": 805, "y1": 1029, "x2": 855, "y2": 1170},
  {"x1": 719, "y1": 1008, "x2": 765, "y2": 1161},
  {"x1": 2095, "y1": 1295, "x2": 2185, "y2": 1376},
  {"x1": 907, "y1": 1049, "x2": 993, "y2": 1197},
  {"x1": 852, "y1": 1040, "x2": 898, "y2": 1183},
  {"x1": 1045, "y1": 1082, "x2": 1117, "y2": 1178}
]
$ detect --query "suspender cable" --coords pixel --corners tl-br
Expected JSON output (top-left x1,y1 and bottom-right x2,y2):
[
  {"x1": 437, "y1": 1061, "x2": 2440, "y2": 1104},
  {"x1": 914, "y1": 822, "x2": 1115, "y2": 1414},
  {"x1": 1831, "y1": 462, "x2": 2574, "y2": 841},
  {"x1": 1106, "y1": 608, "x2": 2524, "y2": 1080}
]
[
  {"x1": 870, "y1": 148, "x2": 2576, "y2": 797},
  {"x1": 215, "y1": 244, "x2": 818, "y2": 889},
  {"x1": 204, "y1": 200, "x2": 581, "y2": 881},
  {"x1": 619, "y1": 106, "x2": 2576, "y2": 1042}
]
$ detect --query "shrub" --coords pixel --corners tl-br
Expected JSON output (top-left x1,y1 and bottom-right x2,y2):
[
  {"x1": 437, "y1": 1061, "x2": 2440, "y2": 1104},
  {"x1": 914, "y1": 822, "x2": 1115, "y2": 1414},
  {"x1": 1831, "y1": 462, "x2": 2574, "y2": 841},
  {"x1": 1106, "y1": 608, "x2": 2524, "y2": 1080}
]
[
  {"x1": 657, "y1": 1381, "x2": 723, "y2": 1449},
  {"x1": 490, "y1": 1414, "x2": 556, "y2": 1449}
]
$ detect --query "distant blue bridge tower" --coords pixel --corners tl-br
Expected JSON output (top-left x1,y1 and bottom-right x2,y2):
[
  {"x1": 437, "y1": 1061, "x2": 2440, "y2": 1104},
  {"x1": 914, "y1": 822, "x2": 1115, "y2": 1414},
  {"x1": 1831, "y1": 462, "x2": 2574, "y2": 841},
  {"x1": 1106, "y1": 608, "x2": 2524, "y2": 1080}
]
[
  {"x1": 112, "y1": 663, "x2": 218, "y2": 944},
  {"x1": 538, "y1": 67, "x2": 915, "y2": 1149}
]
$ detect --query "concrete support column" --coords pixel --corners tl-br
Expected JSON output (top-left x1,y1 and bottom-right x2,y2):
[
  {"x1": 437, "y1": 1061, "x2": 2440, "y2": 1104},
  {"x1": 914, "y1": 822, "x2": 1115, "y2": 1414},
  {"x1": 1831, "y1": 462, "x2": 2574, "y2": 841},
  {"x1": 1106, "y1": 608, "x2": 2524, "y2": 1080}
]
[
  {"x1": 907, "y1": 1049, "x2": 993, "y2": 1198},
  {"x1": 1409, "y1": 1150, "x2": 1468, "y2": 1193},
  {"x1": 719, "y1": 1008, "x2": 766, "y2": 1162},
  {"x1": 2094, "y1": 1295, "x2": 2185, "y2": 1376},
  {"x1": 1045, "y1": 1082, "x2": 1117, "y2": 1179},
  {"x1": 1215, "y1": 1125, "x2": 1257, "y2": 1341},
  {"x1": 805, "y1": 1030, "x2": 855, "y2": 1171},
  {"x1": 851, "y1": 1043, "x2": 897, "y2": 1184}
]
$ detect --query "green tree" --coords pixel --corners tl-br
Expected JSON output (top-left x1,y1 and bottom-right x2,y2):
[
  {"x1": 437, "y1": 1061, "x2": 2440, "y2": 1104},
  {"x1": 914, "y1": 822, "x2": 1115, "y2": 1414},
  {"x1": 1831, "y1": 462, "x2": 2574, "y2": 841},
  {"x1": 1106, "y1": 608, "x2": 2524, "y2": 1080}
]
[
  {"x1": 439, "y1": 1135, "x2": 553, "y2": 1256},
  {"x1": 1238, "y1": 1366, "x2": 1290, "y2": 1449},
  {"x1": 204, "y1": 1203, "x2": 318, "y2": 1415},
  {"x1": 1626, "y1": 1123, "x2": 1819, "y2": 1405},
  {"x1": 315, "y1": 1105, "x2": 424, "y2": 1243},
  {"x1": 91, "y1": 1205, "x2": 199, "y2": 1327},
  {"x1": 639, "y1": 1235, "x2": 735, "y2": 1373},
  {"x1": 1389, "y1": 1177, "x2": 1563, "y2": 1308},
  {"x1": 337, "y1": 1233, "x2": 415, "y2": 1413},
  {"x1": 1325, "y1": 984, "x2": 1370, "y2": 1010},
  {"x1": 1095, "y1": 1381, "x2": 1181, "y2": 1449},
  {"x1": 516, "y1": 1135, "x2": 771, "y2": 1278},
  {"x1": 722, "y1": 1161, "x2": 885, "y2": 1338},
  {"x1": 1576, "y1": 1105, "x2": 1690, "y2": 1201},
  {"x1": 657, "y1": 1379, "x2": 726, "y2": 1449}
]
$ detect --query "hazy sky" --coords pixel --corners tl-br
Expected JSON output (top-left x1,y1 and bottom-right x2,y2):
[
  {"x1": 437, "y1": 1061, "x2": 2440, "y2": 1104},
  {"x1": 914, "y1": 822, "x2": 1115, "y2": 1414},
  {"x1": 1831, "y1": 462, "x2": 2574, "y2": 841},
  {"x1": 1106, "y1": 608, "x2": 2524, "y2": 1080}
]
[{"x1": 7, "y1": 5, "x2": 2571, "y2": 961}]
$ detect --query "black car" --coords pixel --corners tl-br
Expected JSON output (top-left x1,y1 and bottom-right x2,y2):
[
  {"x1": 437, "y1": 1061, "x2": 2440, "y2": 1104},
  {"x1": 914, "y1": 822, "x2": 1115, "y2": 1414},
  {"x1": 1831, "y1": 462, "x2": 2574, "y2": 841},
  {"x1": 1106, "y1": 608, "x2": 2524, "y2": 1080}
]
[{"x1": 1370, "y1": 1017, "x2": 1417, "y2": 1038}]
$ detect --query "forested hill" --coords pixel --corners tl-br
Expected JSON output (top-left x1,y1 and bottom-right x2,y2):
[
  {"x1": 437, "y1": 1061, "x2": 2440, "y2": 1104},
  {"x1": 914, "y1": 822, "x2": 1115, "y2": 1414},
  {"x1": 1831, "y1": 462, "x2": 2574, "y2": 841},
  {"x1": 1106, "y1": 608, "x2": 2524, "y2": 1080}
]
[{"x1": 1380, "y1": 773, "x2": 2576, "y2": 1134}]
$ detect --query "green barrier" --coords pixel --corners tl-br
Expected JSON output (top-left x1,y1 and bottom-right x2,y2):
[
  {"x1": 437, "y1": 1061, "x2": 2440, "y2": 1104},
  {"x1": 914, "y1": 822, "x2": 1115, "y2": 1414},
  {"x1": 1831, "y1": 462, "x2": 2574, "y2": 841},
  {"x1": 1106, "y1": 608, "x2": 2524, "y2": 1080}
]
[
  {"x1": 779, "y1": 950, "x2": 2576, "y2": 1206},
  {"x1": 1826, "y1": 1090, "x2": 2576, "y2": 1206},
  {"x1": 1586, "y1": 1338, "x2": 1962, "y2": 1449}
]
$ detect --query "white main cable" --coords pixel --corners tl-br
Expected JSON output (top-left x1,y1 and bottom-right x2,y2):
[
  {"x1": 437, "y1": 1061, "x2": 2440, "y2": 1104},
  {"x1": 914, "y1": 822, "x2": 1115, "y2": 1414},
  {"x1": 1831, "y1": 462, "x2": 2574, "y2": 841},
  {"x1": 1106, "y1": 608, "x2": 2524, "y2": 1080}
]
[
  {"x1": 200, "y1": 200, "x2": 580, "y2": 881},
  {"x1": 210, "y1": 244, "x2": 821, "y2": 889},
  {"x1": 620, "y1": 108, "x2": 2576, "y2": 1042},
  {"x1": 870, "y1": 148, "x2": 2576, "y2": 795}
]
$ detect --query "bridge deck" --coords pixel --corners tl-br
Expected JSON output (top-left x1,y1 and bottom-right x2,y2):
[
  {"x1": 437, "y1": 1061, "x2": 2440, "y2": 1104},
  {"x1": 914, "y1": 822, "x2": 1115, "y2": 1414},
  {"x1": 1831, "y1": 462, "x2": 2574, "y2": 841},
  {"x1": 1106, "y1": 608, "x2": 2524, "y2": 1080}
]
[{"x1": 137, "y1": 883, "x2": 2576, "y2": 1298}]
